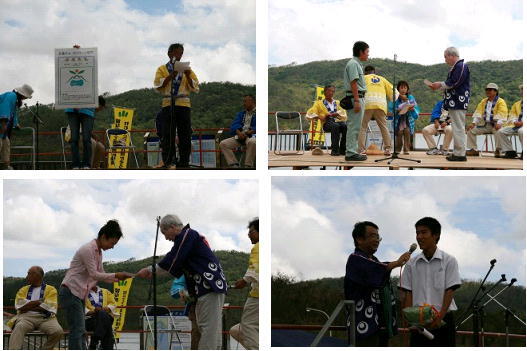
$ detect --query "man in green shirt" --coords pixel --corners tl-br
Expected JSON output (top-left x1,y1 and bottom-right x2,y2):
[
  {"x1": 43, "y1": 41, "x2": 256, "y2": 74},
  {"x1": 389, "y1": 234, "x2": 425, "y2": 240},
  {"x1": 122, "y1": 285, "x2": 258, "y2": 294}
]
[{"x1": 344, "y1": 41, "x2": 369, "y2": 161}]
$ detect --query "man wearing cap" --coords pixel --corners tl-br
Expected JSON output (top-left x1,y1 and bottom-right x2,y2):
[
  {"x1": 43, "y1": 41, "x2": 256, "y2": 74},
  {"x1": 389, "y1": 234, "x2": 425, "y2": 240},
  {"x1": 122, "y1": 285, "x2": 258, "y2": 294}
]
[
  {"x1": 344, "y1": 41, "x2": 369, "y2": 162},
  {"x1": 496, "y1": 85, "x2": 523, "y2": 159},
  {"x1": 7, "y1": 266, "x2": 64, "y2": 350},
  {"x1": 0, "y1": 84, "x2": 33, "y2": 169},
  {"x1": 428, "y1": 47, "x2": 470, "y2": 161},
  {"x1": 466, "y1": 83, "x2": 508, "y2": 157},
  {"x1": 359, "y1": 66, "x2": 394, "y2": 155}
]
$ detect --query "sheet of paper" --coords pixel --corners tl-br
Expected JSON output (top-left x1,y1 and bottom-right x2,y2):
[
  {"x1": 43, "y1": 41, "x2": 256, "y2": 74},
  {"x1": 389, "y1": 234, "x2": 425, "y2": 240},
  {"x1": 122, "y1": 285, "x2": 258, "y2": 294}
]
[
  {"x1": 423, "y1": 79, "x2": 433, "y2": 87},
  {"x1": 173, "y1": 61, "x2": 190, "y2": 72}
]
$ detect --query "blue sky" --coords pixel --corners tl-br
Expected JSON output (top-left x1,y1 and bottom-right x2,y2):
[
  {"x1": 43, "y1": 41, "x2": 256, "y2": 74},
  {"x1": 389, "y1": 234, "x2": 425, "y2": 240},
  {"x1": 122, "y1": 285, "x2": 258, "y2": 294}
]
[
  {"x1": 3, "y1": 179, "x2": 258, "y2": 277},
  {"x1": 0, "y1": 0, "x2": 256, "y2": 104},
  {"x1": 272, "y1": 176, "x2": 525, "y2": 285},
  {"x1": 269, "y1": 0, "x2": 523, "y2": 66}
]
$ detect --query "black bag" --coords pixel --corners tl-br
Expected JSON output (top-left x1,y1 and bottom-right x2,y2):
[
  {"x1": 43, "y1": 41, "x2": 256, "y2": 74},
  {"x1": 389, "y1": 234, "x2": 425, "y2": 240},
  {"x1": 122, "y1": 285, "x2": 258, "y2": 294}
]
[{"x1": 340, "y1": 91, "x2": 354, "y2": 110}]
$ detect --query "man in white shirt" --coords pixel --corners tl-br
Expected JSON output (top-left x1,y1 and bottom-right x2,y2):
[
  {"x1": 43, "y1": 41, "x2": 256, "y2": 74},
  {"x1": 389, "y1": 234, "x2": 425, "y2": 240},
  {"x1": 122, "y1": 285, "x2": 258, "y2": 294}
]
[{"x1": 400, "y1": 217, "x2": 461, "y2": 346}]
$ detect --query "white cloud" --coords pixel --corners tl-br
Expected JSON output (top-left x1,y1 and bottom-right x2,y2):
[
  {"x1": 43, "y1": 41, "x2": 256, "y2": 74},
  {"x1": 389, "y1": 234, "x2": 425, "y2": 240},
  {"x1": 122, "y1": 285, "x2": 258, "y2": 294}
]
[
  {"x1": 0, "y1": 0, "x2": 255, "y2": 104},
  {"x1": 3, "y1": 179, "x2": 258, "y2": 276},
  {"x1": 269, "y1": 0, "x2": 522, "y2": 66},
  {"x1": 271, "y1": 177, "x2": 525, "y2": 286}
]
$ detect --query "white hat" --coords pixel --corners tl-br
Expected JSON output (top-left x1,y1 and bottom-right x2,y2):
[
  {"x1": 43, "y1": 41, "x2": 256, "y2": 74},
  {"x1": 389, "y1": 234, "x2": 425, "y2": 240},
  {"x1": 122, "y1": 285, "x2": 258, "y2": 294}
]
[
  {"x1": 15, "y1": 84, "x2": 33, "y2": 99},
  {"x1": 486, "y1": 83, "x2": 499, "y2": 91}
]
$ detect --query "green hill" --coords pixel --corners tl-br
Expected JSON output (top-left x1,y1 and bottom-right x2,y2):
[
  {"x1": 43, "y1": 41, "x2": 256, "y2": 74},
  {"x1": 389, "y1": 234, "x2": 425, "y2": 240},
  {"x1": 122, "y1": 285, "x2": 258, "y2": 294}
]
[
  {"x1": 271, "y1": 273, "x2": 526, "y2": 347},
  {"x1": 3, "y1": 250, "x2": 251, "y2": 331},
  {"x1": 11, "y1": 82, "x2": 255, "y2": 167},
  {"x1": 268, "y1": 58, "x2": 523, "y2": 131}
]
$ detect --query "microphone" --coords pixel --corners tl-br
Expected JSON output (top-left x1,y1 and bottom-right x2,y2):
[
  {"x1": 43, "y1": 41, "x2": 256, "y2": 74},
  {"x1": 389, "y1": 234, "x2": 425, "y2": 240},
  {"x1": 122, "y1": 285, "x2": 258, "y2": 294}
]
[
  {"x1": 500, "y1": 274, "x2": 507, "y2": 282},
  {"x1": 408, "y1": 243, "x2": 417, "y2": 254},
  {"x1": 509, "y1": 278, "x2": 517, "y2": 287},
  {"x1": 490, "y1": 259, "x2": 497, "y2": 265}
]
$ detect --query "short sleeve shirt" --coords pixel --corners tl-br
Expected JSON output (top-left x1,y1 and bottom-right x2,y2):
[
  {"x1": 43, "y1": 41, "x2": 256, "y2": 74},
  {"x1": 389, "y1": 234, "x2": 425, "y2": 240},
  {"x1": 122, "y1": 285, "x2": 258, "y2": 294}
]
[
  {"x1": 343, "y1": 57, "x2": 366, "y2": 93},
  {"x1": 400, "y1": 248, "x2": 461, "y2": 311}
]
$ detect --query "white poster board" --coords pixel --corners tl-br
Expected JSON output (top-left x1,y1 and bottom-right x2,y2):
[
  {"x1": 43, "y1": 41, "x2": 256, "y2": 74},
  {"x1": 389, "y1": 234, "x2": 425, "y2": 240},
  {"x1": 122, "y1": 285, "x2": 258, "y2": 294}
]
[{"x1": 55, "y1": 47, "x2": 98, "y2": 109}]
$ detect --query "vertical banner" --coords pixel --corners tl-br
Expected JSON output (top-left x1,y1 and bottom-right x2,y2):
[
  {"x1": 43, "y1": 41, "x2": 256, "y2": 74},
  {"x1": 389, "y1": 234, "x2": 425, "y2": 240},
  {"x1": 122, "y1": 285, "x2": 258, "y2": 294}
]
[
  {"x1": 112, "y1": 277, "x2": 134, "y2": 339},
  {"x1": 309, "y1": 86, "x2": 325, "y2": 145},
  {"x1": 108, "y1": 107, "x2": 135, "y2": 169},
  {"x1": 55, "y1": 47, "x2": 98, "y2": 109}
]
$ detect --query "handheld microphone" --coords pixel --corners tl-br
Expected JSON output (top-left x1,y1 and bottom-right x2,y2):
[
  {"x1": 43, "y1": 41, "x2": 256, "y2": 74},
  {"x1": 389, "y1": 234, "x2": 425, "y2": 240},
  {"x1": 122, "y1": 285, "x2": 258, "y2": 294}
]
[{"x1": 408, "y1": 243, "x2": 417, "y2": 254}]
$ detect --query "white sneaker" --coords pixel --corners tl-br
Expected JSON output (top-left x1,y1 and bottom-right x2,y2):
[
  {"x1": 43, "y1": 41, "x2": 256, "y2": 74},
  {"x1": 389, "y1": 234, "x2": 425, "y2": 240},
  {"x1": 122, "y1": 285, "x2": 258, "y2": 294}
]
[
  {"x1": 82, "y1": 166, "x2": 91, "y2": 170},
  {"x1": 6, "y1": 166, "x2": 14, "y2": 170},
  {"x1": 426, "y1": 148, "x2": 439, "y2": 155},
  {"x1": 72, "y1": 167, "x2": 80, "y2": 170}
]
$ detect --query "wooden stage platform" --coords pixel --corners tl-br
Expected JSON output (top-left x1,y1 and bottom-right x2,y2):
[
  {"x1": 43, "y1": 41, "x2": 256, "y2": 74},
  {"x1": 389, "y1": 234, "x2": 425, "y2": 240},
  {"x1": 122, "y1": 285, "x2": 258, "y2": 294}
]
[{"x1": 268, "y1": 151, "x2": 523, "y2": 170}]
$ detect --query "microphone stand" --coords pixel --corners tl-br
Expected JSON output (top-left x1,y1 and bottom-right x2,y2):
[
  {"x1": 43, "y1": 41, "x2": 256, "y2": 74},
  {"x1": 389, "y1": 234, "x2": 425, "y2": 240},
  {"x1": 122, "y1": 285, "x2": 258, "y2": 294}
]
[
  {"x1": 455, "y1": 259, "x2": 496, "y2": 347},
  {"x1": 375, "y1": 54, "x2": 420, "y2": 165},
  {"x1": 24, "y1": 102, "x2": 44, "y2": 170},
  {"x1": 147, "y1": 216, "x2": 161, "y2": 350}
]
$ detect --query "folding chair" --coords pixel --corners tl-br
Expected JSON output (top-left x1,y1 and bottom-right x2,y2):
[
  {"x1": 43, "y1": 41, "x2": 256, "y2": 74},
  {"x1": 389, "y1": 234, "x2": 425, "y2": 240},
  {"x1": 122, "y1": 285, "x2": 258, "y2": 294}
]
[
  {"x1": 10, "y1": 127, "x2": 36, "y2": 169},
  {"x1": 106, "y1": 128, "x2": 139, "y2": 168},
  {"x1": 142, "y1": 305, "x2": 184, "y2": 350},
  {"x1": 274, "y1": 111, "x2": 305, "y2": 155}
]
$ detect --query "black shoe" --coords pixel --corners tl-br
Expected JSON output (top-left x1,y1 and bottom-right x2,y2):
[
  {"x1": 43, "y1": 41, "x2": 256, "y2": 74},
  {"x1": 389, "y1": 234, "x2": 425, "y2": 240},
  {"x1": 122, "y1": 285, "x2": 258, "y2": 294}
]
[
  {"x1": 446, "y1": 155, "x2": 467, "y2": 161},
  {"x1": 339, "y1": 149, "x2": 346, "y2": 156},
  {"x1": 330, "y1": 150, "x2": 340, "y2": 156},
  {"x1": 345, "y1": 154, "x2": 367, "y2": 161},
  {"x1": 503, "y1": 151, "x2": 518, "y2": 159}
]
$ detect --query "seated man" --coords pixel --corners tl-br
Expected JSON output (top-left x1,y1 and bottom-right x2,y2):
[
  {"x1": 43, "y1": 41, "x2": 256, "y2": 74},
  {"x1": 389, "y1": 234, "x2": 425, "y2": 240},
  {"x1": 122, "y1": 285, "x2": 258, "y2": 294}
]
[
  {"x1": 422, "y1": 100, "x2": 453, "y2": 155},
  {"x1": 466, "y1": 83, "x2": 508, "y2": 157},
  {"x1": 344, "y1": 221, "x2": 411, "y2": 346},
  {"x1": 7, "y1": 266, "x2": 63, "y2": 350},
  {"x1": 85, "y1": 285, "x2": 118, "y2": 350},
  {"x1": 496, "y1": 84, "x2": 523, "y2": 159},
  {"x1": 219, "y1": 94, "x2": 256, "y2": 168},
  {"x1": 306, "y1": 85, "x2": 347, "y2": 155}
]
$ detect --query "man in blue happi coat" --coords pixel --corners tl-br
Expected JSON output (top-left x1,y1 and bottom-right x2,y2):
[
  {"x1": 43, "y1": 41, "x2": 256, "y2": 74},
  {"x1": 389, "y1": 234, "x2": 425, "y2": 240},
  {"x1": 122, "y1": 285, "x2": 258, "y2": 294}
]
[
  {"x1": 136, "y1": 214, "x2": 227, "y2": 349},
  {"x1": 344, "y1": 221, "x2": 411, "y2": 346},
  {"x1": 428, "y1": 47, "x2": 470, "y2": 161}
]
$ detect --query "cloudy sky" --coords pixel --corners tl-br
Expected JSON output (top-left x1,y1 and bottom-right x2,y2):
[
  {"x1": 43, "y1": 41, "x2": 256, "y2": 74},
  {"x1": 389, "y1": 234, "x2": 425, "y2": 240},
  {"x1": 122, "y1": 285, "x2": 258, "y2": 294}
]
[
  {"x1": 0, "y1": 0, "x2": 255, "y2": 105},
  {"x1": 269, "y1": 0, "x2": 523, "y2": 66},
  {"x1": 272, "y1": 176, "x2": 526, "y2": 286},
  {"x1": 3, "y1": 179, "x2": 258, "y2": 277}
]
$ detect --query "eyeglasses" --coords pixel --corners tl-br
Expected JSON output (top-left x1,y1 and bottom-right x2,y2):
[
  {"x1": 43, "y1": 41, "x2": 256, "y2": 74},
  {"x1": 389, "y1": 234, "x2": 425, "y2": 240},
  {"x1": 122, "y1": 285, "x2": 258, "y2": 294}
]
[{"x1": 367, "y1": 234, "x2": 382, "y2": 242}]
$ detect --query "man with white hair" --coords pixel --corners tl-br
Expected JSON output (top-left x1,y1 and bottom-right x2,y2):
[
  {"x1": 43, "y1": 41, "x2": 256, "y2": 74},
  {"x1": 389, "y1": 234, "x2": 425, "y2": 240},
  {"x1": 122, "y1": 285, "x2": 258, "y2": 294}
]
[
  {"x1": 496, "y1": 84, "x2": 523, "y2": 159},
  {"x1": 0, "y1": 84, "x2": 33, "y2": 169},
  {"x1": 136, "y1": 214, "x2": 227, "y2": 349},
  {"x1": 428, "y1": 47, "x2": 470, "y2": 161},
  {"x1": 466, "y1": 83, "x2": 508, "y2": 157}
]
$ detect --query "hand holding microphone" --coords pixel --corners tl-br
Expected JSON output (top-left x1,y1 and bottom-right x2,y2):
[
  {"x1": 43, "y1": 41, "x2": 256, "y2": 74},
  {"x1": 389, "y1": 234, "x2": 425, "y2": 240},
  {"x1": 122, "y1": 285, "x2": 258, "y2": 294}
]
[{"x1": 397, "y1": 243, "x2": 417, "y2": 267}]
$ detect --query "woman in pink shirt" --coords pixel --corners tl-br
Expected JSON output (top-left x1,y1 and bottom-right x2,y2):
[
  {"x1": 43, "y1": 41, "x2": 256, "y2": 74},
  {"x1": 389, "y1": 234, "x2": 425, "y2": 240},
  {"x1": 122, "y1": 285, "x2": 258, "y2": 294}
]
[{"x1": 59, "y1": 219, "x2": 132, "y2": 350}]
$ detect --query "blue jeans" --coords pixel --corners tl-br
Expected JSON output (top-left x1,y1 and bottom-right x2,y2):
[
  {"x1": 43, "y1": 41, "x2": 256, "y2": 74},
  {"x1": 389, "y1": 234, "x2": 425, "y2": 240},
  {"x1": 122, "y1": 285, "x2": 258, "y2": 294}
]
[
  {"x1": 59, "y1": 285, "x2": 86, "y2": 350},
  {"x1": 67, "y1": 112, "x2": 94, "y2": 168}
]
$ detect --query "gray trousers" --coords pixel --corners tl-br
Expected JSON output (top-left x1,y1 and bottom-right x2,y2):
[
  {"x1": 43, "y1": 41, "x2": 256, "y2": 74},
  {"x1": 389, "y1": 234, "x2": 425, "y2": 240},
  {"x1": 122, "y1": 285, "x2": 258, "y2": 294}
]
[
  {"x1": 467, "y1": 123, "x2": 499, "y2": 150},
  {"x1": 345, "y1": 99, "x2": 365, "y2": 156},
  {"x1": 497, "y1": 126, "x2": 523, "y2": 152},
  {"x1": 195, "y1": 292, "x2": 225, "y2": 349},
  {"x1": 448, "y1": 109, "x2": 467, "y2": 156}
]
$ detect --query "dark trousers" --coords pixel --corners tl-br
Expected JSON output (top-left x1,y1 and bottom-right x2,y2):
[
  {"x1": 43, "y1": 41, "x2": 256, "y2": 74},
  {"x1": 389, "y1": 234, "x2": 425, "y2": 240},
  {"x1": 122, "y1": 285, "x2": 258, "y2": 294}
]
[
  {"x1": 410, "y1": 311, "x2": 456, "y2": 347},
  {"x1": 67, "y1": 112, "x2": 94, "y2": 168},
  {"x1": 160, "y1": 105, "x2": 191, "y2": 166},
  {"x1": 85, "y1": 310, "x2": 115, "y2": 350},
  {"x1": 323, "y1": 118, "x2": 347, "y2": 153}
]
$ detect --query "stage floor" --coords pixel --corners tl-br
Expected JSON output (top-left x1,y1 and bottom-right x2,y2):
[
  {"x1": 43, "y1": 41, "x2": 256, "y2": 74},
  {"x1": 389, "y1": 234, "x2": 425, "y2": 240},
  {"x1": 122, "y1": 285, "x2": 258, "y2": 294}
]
[{"x1": 268, "y1": 151, "x2": 523, "y2": 170}]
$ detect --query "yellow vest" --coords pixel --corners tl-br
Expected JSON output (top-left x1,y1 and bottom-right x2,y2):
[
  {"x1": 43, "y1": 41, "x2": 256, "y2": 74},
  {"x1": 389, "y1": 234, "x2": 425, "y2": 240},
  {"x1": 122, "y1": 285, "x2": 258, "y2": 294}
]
[
  {"x1": 7, "y1": 284, "x2": 58, "y2": 328},
  {"x1": 85, "y1": 287, "x2": 119, "y2": 317},
  {"x1": 306, "y1": 99, "x2": 347, "y2": 123},
  {"x1": 153, "y1": 65, "x2": 199, "y2": 108},
  {"x1": 248, "y1": 242, "x2": 259, "y2": 298},
  {"x1": 472, "y1": 97, "x2": 508, "y2": 126},
  {"x1": 503, "y1": 100, "x2": 522, "y2": 127},
  {"x1": 364, "y1": 74, "x2": 394, "y2": 113}
]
